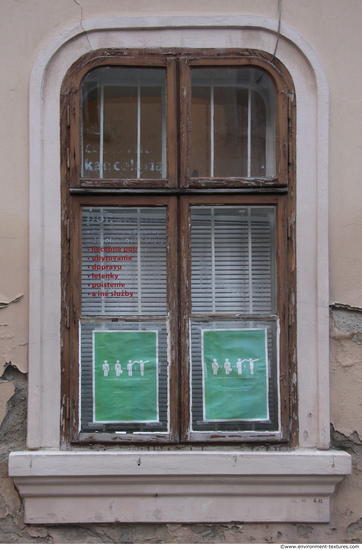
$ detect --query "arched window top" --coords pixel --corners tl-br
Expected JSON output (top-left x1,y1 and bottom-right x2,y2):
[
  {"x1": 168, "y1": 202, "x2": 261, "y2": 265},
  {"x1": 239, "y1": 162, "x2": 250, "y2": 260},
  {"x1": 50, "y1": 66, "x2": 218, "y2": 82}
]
[{"x1": 82, "y1": 67, "x2": 167, "y2": 179}]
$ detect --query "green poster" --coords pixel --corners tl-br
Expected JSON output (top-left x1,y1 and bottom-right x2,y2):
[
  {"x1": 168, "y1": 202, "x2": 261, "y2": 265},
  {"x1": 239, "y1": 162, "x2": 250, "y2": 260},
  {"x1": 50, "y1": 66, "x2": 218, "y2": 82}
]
[
  {"x1": 93, "y1": 331, "x2": 158, "y2": 422},
  {"x1": 202, "y1": 329, "x2": 269, "y2": 421}
]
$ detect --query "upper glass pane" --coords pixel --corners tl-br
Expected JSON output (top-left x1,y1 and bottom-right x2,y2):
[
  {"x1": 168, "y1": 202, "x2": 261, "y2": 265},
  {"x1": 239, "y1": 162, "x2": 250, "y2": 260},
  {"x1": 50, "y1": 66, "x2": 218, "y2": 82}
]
[
  {"x1": 82, "y1": 68, "x2": 166, "y2": 179},
  {"x1": 191, "y1": 68, "x2": 276, "y2": 178}
]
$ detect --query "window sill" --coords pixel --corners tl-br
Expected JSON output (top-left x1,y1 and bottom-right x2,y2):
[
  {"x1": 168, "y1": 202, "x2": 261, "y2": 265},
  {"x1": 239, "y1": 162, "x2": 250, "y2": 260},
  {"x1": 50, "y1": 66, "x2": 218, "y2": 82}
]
[{"x1": 9, "y1": 449, "x2": 351, "y2": 524}]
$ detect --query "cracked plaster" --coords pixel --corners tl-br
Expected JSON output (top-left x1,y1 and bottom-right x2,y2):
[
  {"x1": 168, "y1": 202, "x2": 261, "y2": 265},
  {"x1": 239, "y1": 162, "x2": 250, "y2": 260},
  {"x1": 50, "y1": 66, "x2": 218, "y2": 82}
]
[
  {"x1": 0, "y1": 382, "x2": 15, "y2": 426},
  {"x1": 330, "y1": 308, "x2": 362, "y2": 439},
  {"x1": 0, "y1": 313, "x2": 360, "y2": 541},
  {"x1": 0, "y1": 295, "x2": 28, "y2": 375}
]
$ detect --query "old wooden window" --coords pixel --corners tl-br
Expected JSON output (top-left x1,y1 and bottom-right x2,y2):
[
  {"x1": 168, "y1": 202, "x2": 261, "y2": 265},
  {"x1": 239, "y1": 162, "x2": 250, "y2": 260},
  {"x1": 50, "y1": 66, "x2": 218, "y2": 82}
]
[{"x1": 61, "y1": 51, "x2": 296, "y2": 445}]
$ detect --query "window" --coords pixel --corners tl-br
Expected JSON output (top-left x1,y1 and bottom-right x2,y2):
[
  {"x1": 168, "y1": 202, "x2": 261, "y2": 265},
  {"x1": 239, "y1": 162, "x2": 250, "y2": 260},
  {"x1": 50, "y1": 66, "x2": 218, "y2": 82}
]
[
  {"x1": 10, "y1": 17, "x2": 351, "y2": 526},
  {"x1": 61, "y1": 50, "x2": 296, "y2": 445}
]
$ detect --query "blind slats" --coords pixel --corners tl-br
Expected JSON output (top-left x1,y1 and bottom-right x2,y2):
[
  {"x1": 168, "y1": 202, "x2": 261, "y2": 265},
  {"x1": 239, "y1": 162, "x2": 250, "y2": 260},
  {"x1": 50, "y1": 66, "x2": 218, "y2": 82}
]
[
  {"x1": 80, "y1": 207, "x2": 169, "y2": 434},
  {"x1": 191, "y1": 206, "x2": 276, "y2": 315}
]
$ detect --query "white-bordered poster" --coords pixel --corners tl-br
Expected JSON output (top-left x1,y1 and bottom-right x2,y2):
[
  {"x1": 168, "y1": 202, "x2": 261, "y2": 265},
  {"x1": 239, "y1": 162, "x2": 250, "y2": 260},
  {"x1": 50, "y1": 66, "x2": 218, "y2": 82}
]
[
  {"x1": 93, "y1": 330, "x2": 158, "y2": 422},
  {"x1": 202, "y1": 328, "x2": 269, "y2": 421}
]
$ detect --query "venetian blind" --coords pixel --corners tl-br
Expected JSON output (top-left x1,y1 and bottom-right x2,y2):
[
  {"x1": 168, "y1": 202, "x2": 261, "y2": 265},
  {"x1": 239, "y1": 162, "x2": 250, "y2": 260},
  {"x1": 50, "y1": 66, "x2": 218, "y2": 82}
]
[
  {"x1": 80, "y1": 207, "x2": 169, "y2": 434},
  {"x1": 191, "y1": 206, "x2": 276, "y2": 315},
  {"x1": 190, "y1": 206, "x2": 279, "y2": 433}
]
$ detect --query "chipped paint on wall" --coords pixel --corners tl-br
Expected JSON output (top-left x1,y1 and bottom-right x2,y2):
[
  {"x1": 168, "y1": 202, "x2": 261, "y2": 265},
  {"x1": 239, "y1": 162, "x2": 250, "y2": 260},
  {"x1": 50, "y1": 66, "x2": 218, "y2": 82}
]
[
  {"x1": 330, "y1": 305, "x2": 362, "y2": 439},
  {"x1": 0, "y1": 296, "x2": 28, "y2": 376},
  {"x1": 0, "y1": 306, "x2": 362, "y2": 542},
  {"x1": 0, "y1": 382, "x2": 15, "y2": 426}
]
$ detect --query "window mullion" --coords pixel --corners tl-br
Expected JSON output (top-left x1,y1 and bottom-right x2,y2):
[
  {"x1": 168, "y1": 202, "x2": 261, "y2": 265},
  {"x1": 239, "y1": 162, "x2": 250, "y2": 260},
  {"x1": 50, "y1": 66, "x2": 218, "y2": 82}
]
[
  {"x1": 161, "y1": 79, "x2": 166, "y2": 179},
  {"x1": 100, "y1": 208, "x2": 105, "y2": 315},
  {"x1": 211, "y1": 206, "x2": 216, "y2": 313}
]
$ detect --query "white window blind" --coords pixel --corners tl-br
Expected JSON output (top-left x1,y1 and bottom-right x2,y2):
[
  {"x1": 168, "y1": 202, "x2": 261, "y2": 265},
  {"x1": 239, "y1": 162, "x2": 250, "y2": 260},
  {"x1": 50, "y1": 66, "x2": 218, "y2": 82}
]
[
  {"x1": 191, "y1": 206, "x2": 276, "y2": 314},
  {"x1": 190, "y1": 206, "x2": 279, "y2": 434},
  {"x1": 80, "y1": 207, "x2": 169, "y2": 434}
]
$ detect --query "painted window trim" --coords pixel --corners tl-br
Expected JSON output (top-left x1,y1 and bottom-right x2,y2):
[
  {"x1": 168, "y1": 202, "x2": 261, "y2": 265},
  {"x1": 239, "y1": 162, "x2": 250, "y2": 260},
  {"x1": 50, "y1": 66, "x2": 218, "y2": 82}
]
[{"x1": 9, "y1": 15, "x2": 351, "y2": 523}]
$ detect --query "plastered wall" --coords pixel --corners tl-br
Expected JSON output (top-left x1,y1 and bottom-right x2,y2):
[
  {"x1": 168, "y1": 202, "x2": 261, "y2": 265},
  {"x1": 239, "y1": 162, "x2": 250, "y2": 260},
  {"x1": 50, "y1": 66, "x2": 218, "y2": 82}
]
[
  {"x1": 1, "y1": 340, "x2": 362, "y2": 543},
  {"x1": 1, "y1": 0, "x2": 362, "y2": 542}
]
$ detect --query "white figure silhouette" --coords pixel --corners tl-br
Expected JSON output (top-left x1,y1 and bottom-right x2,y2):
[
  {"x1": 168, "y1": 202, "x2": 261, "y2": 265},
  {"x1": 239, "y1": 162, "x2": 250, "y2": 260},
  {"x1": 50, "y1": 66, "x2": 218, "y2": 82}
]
[
  {"x1": 224, "y1": 358, "x2": 232, "y2": 375},
  {"x1": 211, "y1": 359, "x2": 219, "y2": 375},
  {"x1": 236, "y1": 358, "x2": 243, "y2": 375},
  {"x1": 127, "y1": 360, "x2": 133, "y2": 376},
  {"x1": 102, "y1": 360, "x2": 110, "y2": 377},
  {"x1": 248, "y1": 358, "x2": 259, "y2": 375},
  {"x1": 139, "y1": 360, "x2": 149, "y2": 376},
  {"x1": 115, "y1": 360, "x2": 122, "y2": 376}
]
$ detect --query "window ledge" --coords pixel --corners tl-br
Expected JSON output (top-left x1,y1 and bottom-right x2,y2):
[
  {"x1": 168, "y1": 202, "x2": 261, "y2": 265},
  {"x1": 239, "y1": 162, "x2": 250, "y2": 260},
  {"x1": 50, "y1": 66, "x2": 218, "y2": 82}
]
[{"x1": 9, "y1": 449, "x2": 351, "y2": 524}]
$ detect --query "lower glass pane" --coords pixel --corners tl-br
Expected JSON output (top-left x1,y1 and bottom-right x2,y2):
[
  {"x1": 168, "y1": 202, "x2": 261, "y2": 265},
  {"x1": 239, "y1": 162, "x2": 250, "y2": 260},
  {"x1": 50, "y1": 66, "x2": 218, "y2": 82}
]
[
  {"x1": 80, "y1": 320, "x2": 168, "y2": 433},
  {"x1": 191, "y1": 68, "x2": 276, "y2": 177},
  {"x1": 191, "y1": 206, "x2": 276, "y2": 315},
  {"x1": 190, "y1": 319, "x2": 279, "y2": 433}
]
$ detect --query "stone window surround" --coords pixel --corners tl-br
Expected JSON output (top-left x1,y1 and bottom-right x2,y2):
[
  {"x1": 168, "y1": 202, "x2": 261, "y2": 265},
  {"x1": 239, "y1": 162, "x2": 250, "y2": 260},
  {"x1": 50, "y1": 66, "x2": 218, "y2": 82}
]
[{"x1": 8, "y1": 15, "x2": 351, "y2": 524}]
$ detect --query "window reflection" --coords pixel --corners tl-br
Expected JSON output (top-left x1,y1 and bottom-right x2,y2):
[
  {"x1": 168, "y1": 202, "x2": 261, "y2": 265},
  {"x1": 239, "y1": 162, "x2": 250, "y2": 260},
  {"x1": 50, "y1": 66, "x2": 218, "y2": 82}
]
[
  {"x1": 82, "y1": 68, "x2": 166, "y2": 179},
  {"x1": 191, "y1": 68, "x2": 276, "y2": 178}
]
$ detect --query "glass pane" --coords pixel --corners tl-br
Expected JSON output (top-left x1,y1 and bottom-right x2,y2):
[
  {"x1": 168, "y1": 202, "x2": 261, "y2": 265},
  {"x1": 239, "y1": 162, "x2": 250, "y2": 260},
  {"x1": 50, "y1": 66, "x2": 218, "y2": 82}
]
[
  {"x1": 191, "y1": 68, "x2": 276, "y2": 178},
  {"x1": 190, "y1": 319, "x2": 279, "y2": 433},
  {"x1": 103, "y1": 85, "x2": 138, "y2": 178},
  {"x1": 214, "y1": 87, "x2": 248, "y2": 177},
  {"x1": 191, "y1": 86, "x2": 211, "y2": 177},
  {"x1": 81, "y1": 207, "x2": 167, "y2": 316},
  {"x1": 80, "y1": 320, "x2": 168, "y2": 433},
  {"x1": 82, "y1": 68, "x2": 166, "y2": 179},
  {"x1": 140, "y1": 86, "x2": 164, "y2": 178},
  {"x1": 191, "y1": 206, "x2": 276, "y2": 314},
  {"x1": 82, "y1": 87, "x2": 101, "y2": 177}
]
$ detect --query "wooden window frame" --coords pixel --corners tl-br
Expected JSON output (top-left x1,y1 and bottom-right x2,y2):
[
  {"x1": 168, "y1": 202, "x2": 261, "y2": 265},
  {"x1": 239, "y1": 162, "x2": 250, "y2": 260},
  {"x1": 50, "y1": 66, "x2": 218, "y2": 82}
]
[
  {"x1": 179, "y1": 194, "x2": 289, "y2": 443},
  {"x1": 60, "y1": 49, "x2": 296, "y2": 446},
  {"x1": 66, "y1": 195, "x2": 179, "y2": 444},
  {"x1": 65, "y1": 52, "x2": 178, "y2": 190},
  {"x1": 179, "y1": 54, "x2": 292, "y2": 189}
]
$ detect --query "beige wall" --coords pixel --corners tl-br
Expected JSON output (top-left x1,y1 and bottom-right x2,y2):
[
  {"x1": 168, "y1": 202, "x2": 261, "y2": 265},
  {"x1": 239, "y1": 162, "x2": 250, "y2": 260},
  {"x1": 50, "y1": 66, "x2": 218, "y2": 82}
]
[{"x1": 0, "y1": 0, "x2": 362, "y2": 542}]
